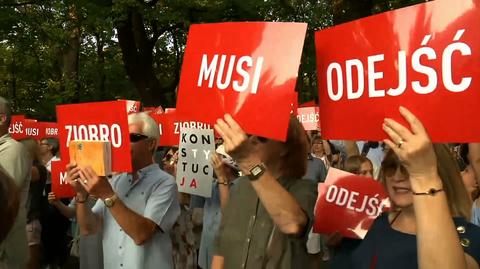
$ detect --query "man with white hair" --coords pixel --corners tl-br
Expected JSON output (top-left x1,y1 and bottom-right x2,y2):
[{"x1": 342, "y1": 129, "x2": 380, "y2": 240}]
[
  {"x1": 66, "y1": 112, "x2": 180, "y2": 269},
  {"x1": 0, "y1": 96, "x2": 31, "y2": 268}
]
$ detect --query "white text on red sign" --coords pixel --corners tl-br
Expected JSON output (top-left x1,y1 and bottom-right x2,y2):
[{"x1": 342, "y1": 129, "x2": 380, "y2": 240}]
[
  {"x1": 65, "y1": 124, "x2": 122, "y2": 148},
  {"x1": 325, "y1": 185, "x2": 388, "y2": 217},
  {"x1": 174, "y1": 121, "x2": 211, "y2": 135},
  {"x1": 8, "y1": 122, "x2": 23, "y2": 134},
  {"x1": 326, "y1": 30, "x2": 472, "y2": 101},
  {"x1": 197, "y1": 54, "x2": 264, "y2": 94},
  {"x1": 297, "y1": 113, "x2": 319, "y2": 124}
]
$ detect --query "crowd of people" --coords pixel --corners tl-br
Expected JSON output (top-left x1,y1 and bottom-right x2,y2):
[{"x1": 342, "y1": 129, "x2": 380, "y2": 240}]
[{"x1": 0, "y1": 96, "x2": 479, "y2": 269}]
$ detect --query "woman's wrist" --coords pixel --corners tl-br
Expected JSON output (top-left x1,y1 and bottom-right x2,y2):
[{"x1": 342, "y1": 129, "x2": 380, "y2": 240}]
[
  {"x1": 75, "y1": 192, "x2": 89, "y2": 204},
  {"x1": 410, "y1": 173, "x2": 443, "y2": 193}
]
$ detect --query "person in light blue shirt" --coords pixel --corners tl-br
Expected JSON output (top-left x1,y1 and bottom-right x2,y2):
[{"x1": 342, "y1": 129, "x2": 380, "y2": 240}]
[
  {"x1": 66, "y1": 112, "x2": 181, "y2": 269},
  {"x1": 303, "y1": 153, "x2": 327, "y2": 183},
  {"x1": 356, "y1": 141, "x2": 385, "y2": 178}
]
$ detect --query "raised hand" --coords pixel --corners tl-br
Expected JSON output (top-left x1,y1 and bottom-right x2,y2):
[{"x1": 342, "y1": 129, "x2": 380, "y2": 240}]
[
  {"x1": 47, "y1": 192, "x2": 60, "y2": 205},
  {"x1": 214, "y1": 114, "x2": 261, "y2": 171},
  {"x1": 77, "y1": 166, "x2": 114, "y2": 200},
  {"x1": 211, "y1": 153, "x2": 230, "y2": 182},
  {"x1": 382, "y1": 106, "x2": 439, "y2": 188},
  {"x1": 66, "y1": 163, "x2": 87, "y2": 196}
]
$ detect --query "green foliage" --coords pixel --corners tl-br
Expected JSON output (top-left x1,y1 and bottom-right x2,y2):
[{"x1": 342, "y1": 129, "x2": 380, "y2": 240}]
[{"x1": 0, "y1": 0, "x2": 426, "y2": 119}]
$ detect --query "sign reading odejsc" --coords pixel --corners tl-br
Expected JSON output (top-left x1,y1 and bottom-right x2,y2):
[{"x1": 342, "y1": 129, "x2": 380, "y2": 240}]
[
  {"x1": 313, "y1": 168, "x2": 390, "y2": 239},
  {"x1": 315, "y1": 0, "x2": 480, "y2": 142}
]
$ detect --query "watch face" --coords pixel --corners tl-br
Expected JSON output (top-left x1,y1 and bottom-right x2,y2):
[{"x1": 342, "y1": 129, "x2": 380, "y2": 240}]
[
  {"x1": 251, "y1": 166, "x2": 263, "y2": 176},
  {"x1": 104, "y1": 198, "x2": 113, "y2": 207}
]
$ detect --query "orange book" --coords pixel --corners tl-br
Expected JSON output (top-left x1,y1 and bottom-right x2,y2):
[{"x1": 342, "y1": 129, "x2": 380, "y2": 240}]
[{"x1": 69, "y1": 140, "x2": 112, "y2": 176}]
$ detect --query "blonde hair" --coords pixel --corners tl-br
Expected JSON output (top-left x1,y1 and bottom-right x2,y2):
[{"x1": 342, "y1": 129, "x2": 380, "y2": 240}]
[
  {"x1": 380, "y1": 144, "x2": 471, "y2": 219},
  {"x1": 344, "y1": 155, "x2": 373, "y2": 175}
]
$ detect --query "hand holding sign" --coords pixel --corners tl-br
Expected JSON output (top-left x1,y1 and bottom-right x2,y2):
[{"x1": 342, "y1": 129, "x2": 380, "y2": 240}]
[
  {"x1": 78, "y1": 166, "x2": 115, "y2": 200},
  {"x1": 382, "y1": 106, "x2": 439, "y2": 190},
  {"x1": 211, "y1": 153, "x2": 231, "y2": 183},
  {"x1": 214, "y1": 114, "x2": 262, "y2": 172},
  {"x1": 47, "y1": 192, "x2": 61, "y2": 206},
  {"x1": 66, "y1": 163, "x2": 88, "y2": 198}
]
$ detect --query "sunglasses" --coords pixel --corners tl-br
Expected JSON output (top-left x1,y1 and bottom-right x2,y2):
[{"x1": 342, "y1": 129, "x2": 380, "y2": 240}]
[
  {"x1": 382, "y1": 160, "x2": 409, "y2": 177},
  {"x1": 130, "y1": 133, "x2": 149, "y2": 143}
]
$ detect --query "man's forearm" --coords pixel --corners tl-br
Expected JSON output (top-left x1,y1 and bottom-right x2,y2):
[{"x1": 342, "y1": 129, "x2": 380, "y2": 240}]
[
  {"x1": 53, "y1": 202, "x2": 76, "y2": 219},
  {"x1": 250, "y1": 171, "x2": 307, "y2": 235},
  {"x1": 108, "y1": 198, "x2": 157, "y2": 245},
  {"x1": 211, "y1": 255, "x2": 224, "y2": 269},
  {"x1": 218, "y1": 184, "x2": 230, "y2": 210},
  {"x1": 76, "y1": 200, "x2": 100, "y2": 236},
  {"x1": 344, "y1": 140, "x2": 360, "y2": 157}
]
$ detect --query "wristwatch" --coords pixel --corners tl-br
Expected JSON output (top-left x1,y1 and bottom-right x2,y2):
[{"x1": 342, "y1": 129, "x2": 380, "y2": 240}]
[
  {"x1": 103, "y1": 193, "x2": 118, "y2": 208},
  {"x1": 247, "y1": 163, "x2": 267, "y2": 181}
]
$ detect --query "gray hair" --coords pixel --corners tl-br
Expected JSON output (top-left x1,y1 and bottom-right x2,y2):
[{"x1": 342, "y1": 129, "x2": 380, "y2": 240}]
[
  {"x1": 41, "y1": 138, "x2": 60, "y2": 156},
  {"x1": 0, "y1": 97, "x2": 12, "y2": 126},
  {"x1": 128, "y1": 112, "x2": 160, "y2": 145}
]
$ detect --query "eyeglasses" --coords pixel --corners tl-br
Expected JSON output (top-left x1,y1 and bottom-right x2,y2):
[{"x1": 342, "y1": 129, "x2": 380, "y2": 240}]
[{"x1": 130, "y1": 133, "x2": 149, "y2": 143}]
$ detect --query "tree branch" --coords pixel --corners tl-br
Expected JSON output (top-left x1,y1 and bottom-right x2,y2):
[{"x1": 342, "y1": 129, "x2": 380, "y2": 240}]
[
  {"x1": 0, "y1": 1, "x2": 39, "y2": 7},
  {"x1": 149, "y1": 22, "x2": 183, "y2": 49}
]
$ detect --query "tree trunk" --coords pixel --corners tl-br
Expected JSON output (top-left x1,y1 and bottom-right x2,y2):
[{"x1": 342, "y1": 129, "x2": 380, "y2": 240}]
[
  {"x1": 62, "y1": 5, "x2": 81, "y2": 102},
  {"x1": 332, "y1": 0, "x2": 373, "y2": 24},
  {"x1": 116, "y1": 10, "x2": 177, "y2": 107},
  {"x1": 94, "y1": 33, "x2": 106, "y2": 100}
]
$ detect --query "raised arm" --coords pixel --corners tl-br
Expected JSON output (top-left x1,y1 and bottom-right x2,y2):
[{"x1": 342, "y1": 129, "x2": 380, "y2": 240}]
[
  {"x1": 66, "y1": 163, "x2": 102, "y2": 236},
  {"x1": 214, "y1": 114, "x2": 308, "y2": 235},
  {"x1": 383, "y1": 106, "x2": 478, "y2": 269},
  {"x1": 76, "y1": 166, "x2": 161, "y2": 245},
  {"x1": 48, "y1": 192, "x2": 75, "y2": 219},
  {"x1": 211, "y1": 153, "x2": 236, "y2": 210}
]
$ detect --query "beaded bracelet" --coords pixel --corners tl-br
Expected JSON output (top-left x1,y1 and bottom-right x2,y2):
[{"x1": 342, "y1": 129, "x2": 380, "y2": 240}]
[{"x1": 412, "y1": 188, "x2": 444, "y2": 196}]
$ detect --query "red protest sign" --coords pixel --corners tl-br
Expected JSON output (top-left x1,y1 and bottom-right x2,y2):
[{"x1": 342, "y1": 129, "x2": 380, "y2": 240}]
[
  {"x1": 51, "y1": 160, "x2": 75, "y2": 198},
  {"x1": 120, "y1": 100, "x2": 141, "y2": 114},
  {"x1": 290, "y1": 91, "x2": 298, "y2": 114},
  {"x1": 38, "y1": 122, "x2": 58, "y2": 139},
  {"x1": 143, "y1": 106, "x2": 164, "y2": 115},
  {"x1": 315, "y1": 0, "x2": 480, "y2": 142},
  {"x1": 296, "y1": 107, "x2": 320, "y2": 131},
  {"x1": 176, "y1": 22, "x2": 307, "y2": 141},
  {"x1": 56, "y1": 100, "x2": 132, "y2": 172},
  {"x1": 151, "y1": 109, "x2": 213, "y2": 146},
  {"x1": 20, "y1": 121, "x2": 58, "y2": 140},
  {"x1": 23, "y1": 120, "x2": 41, "y2": 139},
  {"x1": 313, "y1": 168, "x2": 390, "y2": 239},
  {"x1": 299, "y1": 100, "x2": 316, "y2": 108},
  {"x1": 8, "y1": 115, "x2": 26, "y2": 140}
]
